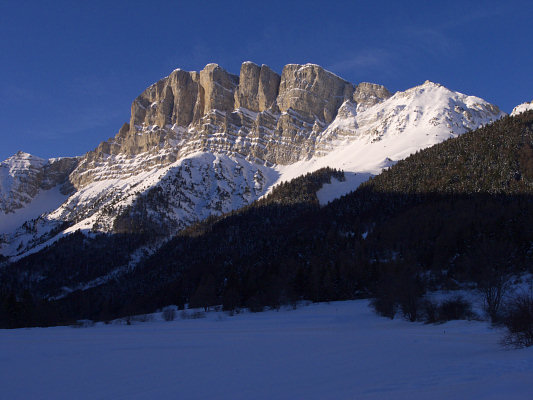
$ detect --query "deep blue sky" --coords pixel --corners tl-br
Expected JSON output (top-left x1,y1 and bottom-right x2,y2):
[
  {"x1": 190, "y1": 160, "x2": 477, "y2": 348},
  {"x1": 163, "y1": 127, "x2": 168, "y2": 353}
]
[{"x1": 1, "y1": 0, "x2": 532, "y2": 161}]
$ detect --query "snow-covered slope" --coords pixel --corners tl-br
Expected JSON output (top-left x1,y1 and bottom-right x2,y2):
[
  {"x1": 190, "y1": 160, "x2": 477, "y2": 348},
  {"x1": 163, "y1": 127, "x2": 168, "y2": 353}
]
[
  {"x1": 1, "y1": 152, "x2": 278, "y2": 260},
  {"x1": 511, "y1": 100, "x2": 533, "y2": 116},
  {"x1": 0, "y1": 151, "x2": 47, "y2": 214},
  {"x1": 0, "y1": 65, "x2": 506, "y2": 260},
  {"x1": 52, "y1": 152, "x2": 277, "y2": 234},
  {"x1": 0, "y1": 152, "x2": 77, "y2": 236},
  {"x1": 281, "y1": 81, "x2": 506, "y2": 203}
]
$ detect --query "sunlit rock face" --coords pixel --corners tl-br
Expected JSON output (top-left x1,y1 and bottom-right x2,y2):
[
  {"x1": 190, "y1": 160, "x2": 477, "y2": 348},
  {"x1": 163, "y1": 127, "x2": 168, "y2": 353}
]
[{"x1": 1, "y1": 61, "x2": 506, "y2": 259}]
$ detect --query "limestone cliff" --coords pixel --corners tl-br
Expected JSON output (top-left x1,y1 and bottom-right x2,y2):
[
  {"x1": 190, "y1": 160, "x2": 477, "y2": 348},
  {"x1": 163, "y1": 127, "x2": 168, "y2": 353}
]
[
  {"x1": 235, "y1": 62, "x2": 280, "y2": 112},
  {"x1": 353, "y1": 82, "x2": 391, "y2": 112},
  {"x1": 70, "y1": 62, "x2": 362, "y2": 188}
]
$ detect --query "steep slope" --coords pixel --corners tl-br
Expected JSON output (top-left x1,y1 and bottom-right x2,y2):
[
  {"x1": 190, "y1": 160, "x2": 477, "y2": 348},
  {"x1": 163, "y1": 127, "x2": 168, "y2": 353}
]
[
  {"x1": 0, "y1": 152, "x2": 77, "y2": 238},
  {"x1": 0, "y1": 152, "x2": 47, "y2": 215},
  {"x1": 0, "y1": 62, "x2": 505, "y2": 260},
  {"x1": 0, "y1": 152, "x2": 76, "y2": 215},
  {"x1": 106, "y1": 110, "x2": 533, "y2": 314}
]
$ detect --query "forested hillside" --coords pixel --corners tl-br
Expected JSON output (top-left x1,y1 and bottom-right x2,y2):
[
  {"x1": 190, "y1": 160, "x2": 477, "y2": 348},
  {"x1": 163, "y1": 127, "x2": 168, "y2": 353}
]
[{"x1": 1, "y1": 112, "x2": 533, "y2": 328}]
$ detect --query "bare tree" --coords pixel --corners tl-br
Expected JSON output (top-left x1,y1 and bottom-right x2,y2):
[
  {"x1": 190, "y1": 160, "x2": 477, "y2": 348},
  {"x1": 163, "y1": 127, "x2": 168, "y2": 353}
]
[
  {"x1": 466, "y1": 238, "x2": 512, "y2": 322},
  {"x1": 502, "y1": 292, "x2": 533, "y2": 348},
  {"x1": 479, "y1": 269, "x2": 510, "y2": 322}
]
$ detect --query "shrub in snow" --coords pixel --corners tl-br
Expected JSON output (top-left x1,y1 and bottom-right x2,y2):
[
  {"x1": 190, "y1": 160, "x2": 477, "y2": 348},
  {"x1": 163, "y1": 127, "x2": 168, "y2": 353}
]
[
  {"x1": 478, "y1": 270, "x2": 510, "y2": 323},
  {"x1": 131, "y1": 314, "x2": 154, "y2": 323},
  {"x1": 190, "y1": 311, "x2": 206, "y2": 319},
  {"x1": 370, "y1": 295, "x2": 397, "y2": 319},
  {"x1": 370, "y1": 271, "x2": 425, "y2": 321},
  {"x1": 180, "y1": 310, "x2": 205, "y2": 320},
  {"x1": 502, "y1": 293, "x2": 533, "y2": 348},
  {"x1": 247, "y1": 295, "x2": 265, "y2": 313},
  {"x1": 421, "y1": 300, "x2": 439, "y2": 324},
  {"x1": 71, "y1": 319, "x2": 95, "y2": 328},
  {"x1": 398, "y1": 279, "x2": 425, "y2": 322},
  {"x1": 420, "y1": 297, "x2": 474, "y2": 323},
  {"x1": 437, "y1": 297, "x2": 474, "y2": 322},
  {"x1": 162, "y1": 308, "x2": 176, "y2": 322}
]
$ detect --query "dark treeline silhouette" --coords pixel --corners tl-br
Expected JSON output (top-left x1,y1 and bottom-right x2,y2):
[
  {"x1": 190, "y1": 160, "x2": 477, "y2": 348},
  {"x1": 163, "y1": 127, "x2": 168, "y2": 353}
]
[{"x1": 1, "y1": 112, "x2": 533, "y2": 328}]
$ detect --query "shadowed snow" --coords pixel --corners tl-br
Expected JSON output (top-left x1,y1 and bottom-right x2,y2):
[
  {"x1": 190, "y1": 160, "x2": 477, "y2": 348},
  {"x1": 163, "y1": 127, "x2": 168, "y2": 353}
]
[{"x1": 0, "y1": 300, "x2": 531, "y2": 400}]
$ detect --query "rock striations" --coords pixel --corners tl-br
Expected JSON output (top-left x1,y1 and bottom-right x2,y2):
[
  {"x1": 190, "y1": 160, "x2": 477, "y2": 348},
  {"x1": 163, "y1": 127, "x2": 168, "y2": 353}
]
[
  {"x1": 72, "y1": 62, "x2": 376, "y2": 187},
  {"x1": 0, "y1": 62, "x2": 507, "y2": 260}
]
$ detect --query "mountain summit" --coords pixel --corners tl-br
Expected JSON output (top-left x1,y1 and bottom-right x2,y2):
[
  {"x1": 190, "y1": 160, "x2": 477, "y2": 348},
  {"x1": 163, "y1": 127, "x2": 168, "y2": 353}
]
[
  {"x1": 0, "y1": 62, "x2": 505, "y2": 259},
  {"x1": 511, "y1": 100, "x2": 533, "y2": 116}
]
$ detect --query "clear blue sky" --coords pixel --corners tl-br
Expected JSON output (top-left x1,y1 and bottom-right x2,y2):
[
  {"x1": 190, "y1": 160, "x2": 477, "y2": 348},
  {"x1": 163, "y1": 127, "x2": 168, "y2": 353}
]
[{"x1": 1, "y1": 0, "x2": 532, "y2": 161}]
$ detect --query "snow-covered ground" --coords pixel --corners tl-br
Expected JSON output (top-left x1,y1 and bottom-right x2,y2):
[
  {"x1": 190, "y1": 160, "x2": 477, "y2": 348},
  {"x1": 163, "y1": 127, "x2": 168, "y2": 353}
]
[{"x1": 1, "y1": 300, "x2": 531, "y2": 400}]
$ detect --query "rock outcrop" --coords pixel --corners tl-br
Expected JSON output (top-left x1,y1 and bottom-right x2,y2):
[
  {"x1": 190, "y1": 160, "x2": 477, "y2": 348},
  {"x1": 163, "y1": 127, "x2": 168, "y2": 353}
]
[
  {"x1": 234, "y1": 62, "x2": 280, "y2": 112},
  {"x1": 353, "y1": 82, "x2": 391, "y2": 112},
  {"x1": 130, "y1": 68, "x2": 200, "y2": 129},
  {"x1": 277, "y1": 64, "x2": 354, "y2": 124}
]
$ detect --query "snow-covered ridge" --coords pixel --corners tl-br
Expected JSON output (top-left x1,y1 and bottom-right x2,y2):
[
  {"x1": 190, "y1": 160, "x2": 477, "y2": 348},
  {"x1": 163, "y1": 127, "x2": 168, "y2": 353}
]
[
  {"x1": 511, "y1": 100, "x2": 533, "y2": 116},
  {"x1": 0, "y1": 151, "x2": 77, "y2": 217},
  {"x1": 51, "y1": 152, "x2": 278, "y2": 234},
  {"x1": 0, "y1": 151, "x2": 46, "y2": 204},
  {"x1": 280, "y1": 80, "x2": 506, "y2": 201},
  {"x1": 319, "y1": 80, "x2": 504, "y2": 149},
  {"x1": 1, "y1": 152, "x2": 279, "y2": 260}
]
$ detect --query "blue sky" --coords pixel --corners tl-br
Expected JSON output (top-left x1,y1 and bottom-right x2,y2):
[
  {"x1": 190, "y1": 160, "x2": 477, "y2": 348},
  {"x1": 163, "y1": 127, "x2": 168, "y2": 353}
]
[{"x1": 1, "y1": 0, "x2": 532, "y2": 161}]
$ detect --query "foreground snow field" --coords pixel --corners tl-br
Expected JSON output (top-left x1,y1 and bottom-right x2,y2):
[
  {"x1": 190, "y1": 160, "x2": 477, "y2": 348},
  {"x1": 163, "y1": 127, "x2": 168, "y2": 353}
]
[{"x1": 1, "y1": 300, "x2": 532, "y2": 400}]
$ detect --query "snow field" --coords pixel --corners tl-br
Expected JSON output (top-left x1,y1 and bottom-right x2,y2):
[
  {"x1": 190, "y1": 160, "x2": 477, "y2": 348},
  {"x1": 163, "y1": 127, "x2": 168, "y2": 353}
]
[{"x1": 0, "y1": 300, "x2": 531, "y2": 400}]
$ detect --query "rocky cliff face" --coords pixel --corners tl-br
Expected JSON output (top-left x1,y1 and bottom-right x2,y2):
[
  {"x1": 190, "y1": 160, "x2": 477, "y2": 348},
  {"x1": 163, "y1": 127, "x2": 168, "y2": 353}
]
[
  {"x1": 277, "y1": 64, "x2": 354, "y2": 124},
  {"x1": 235, "y1": 62, "x2": 280, "y2": 112},
  {"x1": 352, "y1": 82, "x2": 391, "y2": 112},
  {"x1": 70, "y1": 62, "x2": 359, "y2": 188}
]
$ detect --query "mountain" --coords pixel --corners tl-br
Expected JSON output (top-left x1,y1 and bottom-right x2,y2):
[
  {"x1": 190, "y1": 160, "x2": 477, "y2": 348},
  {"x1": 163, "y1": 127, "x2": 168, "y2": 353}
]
[
  {"x1": 2, "y1": 110, "x2": 532, "y2": 327},
  {"x1": 0, "y1": 62, "x2": 505, "y2": 261},
  {"x1": 114, "y1": 112, "x2": 532, "y2": 314},
  {"x1": 511, "y1": 100, "x2": 533, "y2": 116}
]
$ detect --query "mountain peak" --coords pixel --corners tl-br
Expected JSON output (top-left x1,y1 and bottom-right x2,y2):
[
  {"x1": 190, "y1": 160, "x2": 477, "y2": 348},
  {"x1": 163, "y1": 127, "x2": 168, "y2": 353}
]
[
  {"x1": 421, "y1": 80, "x2": 442, "y2": 87},
  {"x1": 4, "y1": 151, "x2": 45, "y2": 167},
  {"x1": 511, "y1": 100, "x2": 533, "y2": 116}
]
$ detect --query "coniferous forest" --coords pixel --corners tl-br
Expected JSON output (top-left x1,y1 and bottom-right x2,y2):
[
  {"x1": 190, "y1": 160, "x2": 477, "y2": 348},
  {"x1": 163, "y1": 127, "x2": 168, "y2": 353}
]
[{"x1": 1, "y1": 112, "x2": 533, "y2": 329}]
